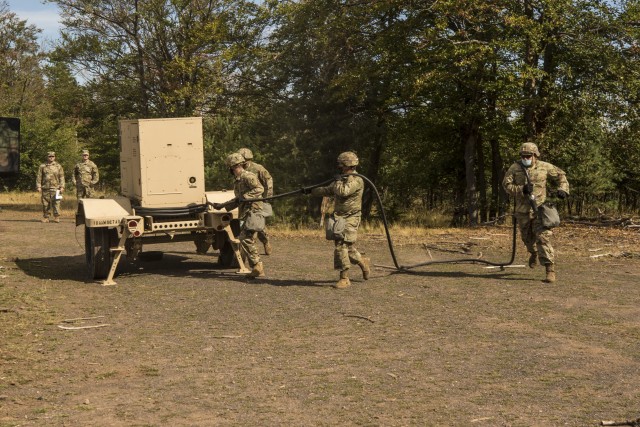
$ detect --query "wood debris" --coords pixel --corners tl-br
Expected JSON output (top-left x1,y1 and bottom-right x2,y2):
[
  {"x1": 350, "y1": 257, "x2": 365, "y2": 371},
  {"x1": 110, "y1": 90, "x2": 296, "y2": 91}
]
[{"x1": 58, "y1": 324, "x2": 110, "y2": 330}]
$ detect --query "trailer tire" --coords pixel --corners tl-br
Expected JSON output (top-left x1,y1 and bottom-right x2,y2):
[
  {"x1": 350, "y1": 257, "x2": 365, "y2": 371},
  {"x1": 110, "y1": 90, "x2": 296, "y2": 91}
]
[
  {"x1": 218, "y1": 240, "x2": 236, "y2": 268},
  {"x1": 85, "y1": 226, "x2": 117, "y2": 280}
]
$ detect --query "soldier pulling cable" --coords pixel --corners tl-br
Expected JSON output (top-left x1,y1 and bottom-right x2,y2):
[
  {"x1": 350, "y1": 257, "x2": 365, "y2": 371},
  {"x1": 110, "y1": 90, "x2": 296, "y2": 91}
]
[{"x1": 211, "y1": 166, "x2": 520, "y2": 274}]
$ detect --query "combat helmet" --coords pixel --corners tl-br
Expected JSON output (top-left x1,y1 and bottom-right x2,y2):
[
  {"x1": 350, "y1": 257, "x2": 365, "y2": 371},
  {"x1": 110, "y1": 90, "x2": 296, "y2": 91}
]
[
  {"x1": 519, "y1": 142, "x2": 540, "y2": 157},
  {"x1": 238, "y1": 147, "x2": 253, "y2": 161},
  {"x1": 337, "y1": 151, "x2": 359, "y2": 168},
  {"x1": 225, "y1": 152, "x2": 245, "y2": 168}
]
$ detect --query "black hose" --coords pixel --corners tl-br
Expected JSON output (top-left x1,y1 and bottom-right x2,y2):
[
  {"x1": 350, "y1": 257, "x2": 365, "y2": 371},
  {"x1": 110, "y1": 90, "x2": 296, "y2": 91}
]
[
  {"x1": 133, "y1": 204, "x2": 208, "y2": 218},
  {"x1": 220, "y1": 174, "x2": 518, "y2": 272}
]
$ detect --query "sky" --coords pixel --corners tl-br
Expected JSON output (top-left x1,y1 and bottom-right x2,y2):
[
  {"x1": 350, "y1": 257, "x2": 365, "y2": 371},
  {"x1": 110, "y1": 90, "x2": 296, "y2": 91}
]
[{"x1": 5, "y1": 0, "x2": 62, "y2": 44}]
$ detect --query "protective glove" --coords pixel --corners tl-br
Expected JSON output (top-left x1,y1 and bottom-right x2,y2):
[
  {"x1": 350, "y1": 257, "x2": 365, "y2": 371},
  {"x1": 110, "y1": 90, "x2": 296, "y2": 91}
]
[
  {"x1": 557, "y1": 189, "x2": 568, "y2": 199},
  {"x1": 300, "y1": 187, "x2": 312, "y2": 195},
  {"x1": 523, "y1": 183, "x2": 534, "y2": 195},
  {"x1": 212, "y1": 202, "x2": 224, "y2": 210},
  {"x1": 334, "y1": 174, "x2": 344, "y2": 181}
]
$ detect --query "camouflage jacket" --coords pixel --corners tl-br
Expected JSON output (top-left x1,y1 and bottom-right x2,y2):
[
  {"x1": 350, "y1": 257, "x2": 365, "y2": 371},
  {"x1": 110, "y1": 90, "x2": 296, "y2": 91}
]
[
  {"x1": 36, "y1": 161, "x2": 65, "y2": 191},
  {"x1": 503, "y1": 160, "x2": 570, "y2": 214},
  {"x1": 312, "y1": 174, "x2": 364, "y2": 217},
  {"x1": 245, "y1": 161, "x2": 273, "y2": 198},
  {"x1": 228, "y1": 170, "x2": 264, "y2": 218},
  {"x1": 73, "y1": 160, "x2": 99, "y2": 187}
]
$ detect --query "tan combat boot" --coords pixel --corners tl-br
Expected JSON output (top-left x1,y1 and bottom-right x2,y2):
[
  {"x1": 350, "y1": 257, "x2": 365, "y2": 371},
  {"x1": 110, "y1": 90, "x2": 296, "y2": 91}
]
[
  {"x1": 264, "y1": 241, "x2": 272, "y2": 256},
  {"x1": 41, "y1": 217, "x2": 49, "y2": 223},
  {"x1": 358, "y1": 257, "x2": 371, "y2": 280},
  {"x1": 334, "y1": 270, "x2": 351, "y2": 289},
  {"x1": 52, "y1": 216, "x2": 60, "y2": 223},
  {"x1": 247, "y1": 261, "x2": 265, "y2": 278},
  {"x1": 528, "y1": 252, "x2": 537, "y2": 269},
  {"x1": 544, "y1": 263, "x2": 556, "y2": 283}
]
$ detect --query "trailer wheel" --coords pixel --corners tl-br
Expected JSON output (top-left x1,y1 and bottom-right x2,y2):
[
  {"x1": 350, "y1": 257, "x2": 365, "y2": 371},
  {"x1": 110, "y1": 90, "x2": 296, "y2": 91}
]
[
  {"x1": 194, "y1": 236, "x2": 211, "y2": 254},
  {"x1": 218, "y1": 239, "x2": 236, "y2": 268},
  {"x1": 85, "y1": 226, "x2": 117, "y2": 280}
]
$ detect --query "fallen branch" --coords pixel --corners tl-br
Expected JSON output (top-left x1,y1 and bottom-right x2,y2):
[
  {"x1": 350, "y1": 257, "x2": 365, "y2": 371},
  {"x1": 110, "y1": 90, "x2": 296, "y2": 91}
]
[
  {"x1": 422, "y1": 243, "x2": 471, "y2": 255},
  {"x1": 590, "y1": 253, "x2": 612, "y2": 259},
  {"x1": 601, "y1": 418, "x2": 640, "y2": 426},
  {"x1": 62, "y1": 315, "x2": 106, "y2": 323},
  {"x1": 58, "y1": 324, "x2": 110, "y2": 330},
  {"x1": 483, "y1": 265, "x2": 526, "y2": 269},
  {"x1": 340, "y1": 312, "x2": 375, "y2": 323}
]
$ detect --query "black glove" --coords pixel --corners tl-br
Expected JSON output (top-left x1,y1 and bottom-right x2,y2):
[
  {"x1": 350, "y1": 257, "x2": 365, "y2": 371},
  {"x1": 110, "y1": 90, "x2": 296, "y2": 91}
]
[
  {"x1": 300, "y1": 187, "x2": 312, "y2": 195},
  {"x1": 523, "y1": 183, "x2": 534, "y2": 195},
  {"x1": 212, "y1": 202, "x2": 223, "y2": 210},
  {"x1": 557, "y1": 189, "x2": 568, "y2": 199},
  {"x1": 334, "y1": 174, "x2": 343, "y2": 181}
]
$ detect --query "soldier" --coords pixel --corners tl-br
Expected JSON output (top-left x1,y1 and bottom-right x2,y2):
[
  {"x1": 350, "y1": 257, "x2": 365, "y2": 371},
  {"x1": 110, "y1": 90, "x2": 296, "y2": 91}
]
[
  {"x1": 503, "y1": 142, "x2": 570, "y2": 283},
  {"x1": 36, "y1": 151, "x2": 65, "y2": 223},
  {"x1": 306, "y1": 151, "x2": 370, "y2": 289},
  {"x1": 214, "y1": 153, "x2": 266, "y2": 278},
  {"x1": 73, "y1": 149, "x2": 99, "y2": 199},
  {"x1": 237, "y1": 147, "x2": 274, "y2": 255}
]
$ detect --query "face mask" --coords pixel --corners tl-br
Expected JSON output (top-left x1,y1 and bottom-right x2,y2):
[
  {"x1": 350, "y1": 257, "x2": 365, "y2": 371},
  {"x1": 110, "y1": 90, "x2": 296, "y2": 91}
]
[{"x1": 521, "y1": 158, "x2": 532, "y2": 167}]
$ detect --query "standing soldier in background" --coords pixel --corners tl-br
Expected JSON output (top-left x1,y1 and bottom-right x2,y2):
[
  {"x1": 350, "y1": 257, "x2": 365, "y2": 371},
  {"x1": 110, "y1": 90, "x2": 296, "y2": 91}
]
[
  {"x1": 306, "y1": 151, "x2": 370, "y2": 289},
  {"x1": 503, "y1": 142, "x2": 570, "y2": 283},
  {"x1": 213, "y1": 153, "x2": 266, "y2": 278},
  {"x1": 36, "y1": 151, "x2": 65, "y2": 223},
  {"x1": 73, "y1": 149, "x2": 99, "y2": 199},
  {"x1": 237, "y1": 147, "x2": 274, "y2": 255}
]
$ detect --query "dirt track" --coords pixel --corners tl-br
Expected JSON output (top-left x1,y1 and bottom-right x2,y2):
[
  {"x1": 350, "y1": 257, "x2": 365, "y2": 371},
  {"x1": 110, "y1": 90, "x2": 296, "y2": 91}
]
[{"x1": 1, "y1": 207, "x2": 640, "y2": 426}]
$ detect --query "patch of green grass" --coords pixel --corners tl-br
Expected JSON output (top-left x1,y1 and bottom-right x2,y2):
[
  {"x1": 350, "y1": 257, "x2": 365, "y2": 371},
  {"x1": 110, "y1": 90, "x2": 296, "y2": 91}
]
[{"x1": 139, "y1": 365, "x2": 160, "y2": 377}]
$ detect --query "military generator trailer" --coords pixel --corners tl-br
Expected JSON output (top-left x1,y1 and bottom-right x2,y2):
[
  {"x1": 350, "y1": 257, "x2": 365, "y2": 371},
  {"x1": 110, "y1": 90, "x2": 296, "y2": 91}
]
[{"x1": 76, "y1": 117, "x2": 248, "y2": 285}]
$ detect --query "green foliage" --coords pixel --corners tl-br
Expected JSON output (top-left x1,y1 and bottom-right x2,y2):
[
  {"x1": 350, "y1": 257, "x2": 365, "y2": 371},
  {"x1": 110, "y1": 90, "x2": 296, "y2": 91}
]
[{"x1": 3, "y1": 0, "x2": 640, "y2": 217}]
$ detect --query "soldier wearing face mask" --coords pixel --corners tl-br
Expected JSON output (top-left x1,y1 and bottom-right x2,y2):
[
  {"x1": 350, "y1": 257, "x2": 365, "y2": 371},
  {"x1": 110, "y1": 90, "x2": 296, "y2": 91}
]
[{"x1": 503, "y1": 142, "x2": 570, "y2": 283}]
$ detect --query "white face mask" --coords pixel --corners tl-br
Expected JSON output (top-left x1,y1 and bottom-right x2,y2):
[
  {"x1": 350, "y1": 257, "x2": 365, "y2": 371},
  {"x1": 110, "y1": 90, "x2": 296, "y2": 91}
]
[{"x1": 521, "y1": 158, "x2": 532, "y2": 167}]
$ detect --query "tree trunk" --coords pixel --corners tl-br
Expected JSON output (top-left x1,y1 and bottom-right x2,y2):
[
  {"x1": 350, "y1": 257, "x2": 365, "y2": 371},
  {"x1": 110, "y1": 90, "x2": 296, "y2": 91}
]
[
  {"x1": 463, "y1": 121, "x2": 479, "y2": 225},
  {"x1": 476, "y1": 133, "x2": 488, "y2": 223},
  {"x1": 362, "y1": 113, "x2": 386, "y2": 220}
]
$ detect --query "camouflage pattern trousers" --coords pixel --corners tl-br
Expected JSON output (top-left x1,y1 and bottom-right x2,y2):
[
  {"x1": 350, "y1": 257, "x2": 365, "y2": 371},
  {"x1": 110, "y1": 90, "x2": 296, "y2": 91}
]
[
  {"x1": 333, "y1": 214, "x2": 363, "y2": 271},
  {"x1": 239, "y1": 228, "x2": 261, "y2": 268},
  {"x1": 76, "y1": 185, "x2": 95, "y2": 198},
  {"x1": 515, "y1": 212, "x2": 555, "y2": 265},
  {"x1": 255, "y1": 229, "x2": 269, "y2": 245},
  {"x1": 41, "y1": 189, "x2": 61, "y2": 218}
]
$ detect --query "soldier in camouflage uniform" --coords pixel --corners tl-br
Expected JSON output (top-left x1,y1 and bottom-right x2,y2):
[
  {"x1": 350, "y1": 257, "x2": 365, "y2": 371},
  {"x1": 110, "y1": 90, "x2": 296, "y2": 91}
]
[
  {"x1": 237, "y1": 148, "x2": 274, "y2": 255},
  {"x1": 73, "y1": 149, "x2": 99, "y2": 199},
  {"x1": 308, "y1": 151, "x2": 370, "y2": 289},
  {"x1": 503, "y1": 142, "x2": 570, "y2": 283},
  {"x1": 214, "y1": 153, "x2": 265, "y2": 278},
  {"x1": 36, "y1": 151, "x2": 65, "y2": 223}
]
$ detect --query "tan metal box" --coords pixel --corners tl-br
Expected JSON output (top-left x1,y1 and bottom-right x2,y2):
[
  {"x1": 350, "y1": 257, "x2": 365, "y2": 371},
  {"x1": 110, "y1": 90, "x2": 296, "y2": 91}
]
[{"x1": 119, "y1": 117, "x2": 205, "y2": 208}]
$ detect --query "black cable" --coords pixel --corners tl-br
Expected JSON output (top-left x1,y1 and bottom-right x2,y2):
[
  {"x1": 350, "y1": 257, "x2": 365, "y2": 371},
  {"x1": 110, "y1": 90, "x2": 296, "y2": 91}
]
[
  {"x1": 134, "y1": 204, "x2": 208, "y2": 218},
  {"x1": 217, "y1": 174, "x2": 518, "y2": 272}
]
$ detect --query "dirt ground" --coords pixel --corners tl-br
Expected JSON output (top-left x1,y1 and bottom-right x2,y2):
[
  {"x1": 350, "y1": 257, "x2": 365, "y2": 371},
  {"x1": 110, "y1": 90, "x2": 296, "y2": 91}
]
[{"x1": 2, "y1": 205, "x2": 640, "y2": 427}]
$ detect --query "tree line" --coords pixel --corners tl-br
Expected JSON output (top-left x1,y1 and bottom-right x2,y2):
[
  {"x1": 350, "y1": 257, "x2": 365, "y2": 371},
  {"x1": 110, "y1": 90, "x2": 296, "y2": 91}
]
[{"x1": 1, "y1": 0, "x2": 639, "y2": 224}]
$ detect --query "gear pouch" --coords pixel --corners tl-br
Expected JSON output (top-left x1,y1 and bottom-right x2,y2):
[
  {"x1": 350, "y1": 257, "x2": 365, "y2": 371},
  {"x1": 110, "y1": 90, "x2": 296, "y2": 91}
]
[
  {"x1": 245, "y1": 211, "x2": 265, "y2": 232},
  {"x1": 538, "y1": 202, "x2": 560, "y2": 229},
  {"x1": 325, "y1": 215, "x2": 345, "y2": 241},
  {"x1": 261, "y1": 202, "x2": 273, "y2": 218}
]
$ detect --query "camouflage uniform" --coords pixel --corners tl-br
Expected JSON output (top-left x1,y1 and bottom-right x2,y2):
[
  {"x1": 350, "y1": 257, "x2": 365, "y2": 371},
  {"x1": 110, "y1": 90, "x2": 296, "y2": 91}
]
[
  {"x1": 312, "y1": 174, "x2": 365, "y2": 272},
  {"x1": 36, "y1": 152, "x2": 65, "y2": 220},
  {"x1": 73, "y1": 152, "x2": 99, "y2": 198},
  {"x1": 502, "y1": 143, "x2": 570, "y2": 269},
  {"x1": 228, "y1": 168, "x2": 264, "y2": 269},
  {"x1": 244, "y1": 159, "x2": 273, "y2": 250}
]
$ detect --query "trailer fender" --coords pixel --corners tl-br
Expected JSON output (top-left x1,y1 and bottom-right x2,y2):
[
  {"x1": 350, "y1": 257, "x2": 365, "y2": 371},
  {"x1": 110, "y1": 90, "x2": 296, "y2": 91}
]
[{"x1": 77, "y1": 197, "x2": 133, "y2": 227}]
